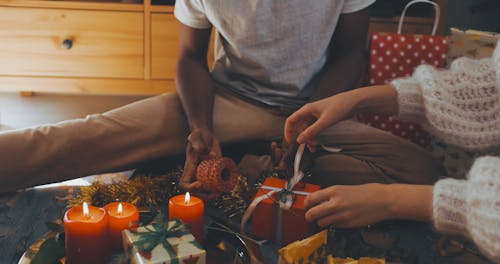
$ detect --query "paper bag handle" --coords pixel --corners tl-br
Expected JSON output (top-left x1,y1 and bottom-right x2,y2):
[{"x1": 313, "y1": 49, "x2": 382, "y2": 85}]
[{"x1": 397, "y1": 0, "x2": 440, "y2": 36}]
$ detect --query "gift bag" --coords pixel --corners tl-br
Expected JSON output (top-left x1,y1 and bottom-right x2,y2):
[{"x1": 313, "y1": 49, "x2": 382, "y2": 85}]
[{"x1": 359, "y1": 0, "x2": 448, "y2": 148}]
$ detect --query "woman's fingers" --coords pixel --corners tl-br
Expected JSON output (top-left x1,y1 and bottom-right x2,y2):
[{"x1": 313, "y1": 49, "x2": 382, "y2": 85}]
[
  {"x1": 304, "y1": 185, "x2": 338, "y2": 210},
  {"x1": 315, "y1": 210, "x2": 355, "y2": 228},
  {"x1": 305, "y1": 198, "x2": 341, "y2": 222},
  {"x1": 296, "y1": 118, "x2": 330, "y2": 144},
  {"x1": 284, "y1": 105, "x2": 317, "y2": 143},
  {"x1": 305, "y1": 184, "x2": 392, "y2": 228}
]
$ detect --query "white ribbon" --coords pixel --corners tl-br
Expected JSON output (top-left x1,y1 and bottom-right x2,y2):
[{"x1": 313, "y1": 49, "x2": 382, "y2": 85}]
[
  {"x1": 397, "y1": 0, "x2": 441, "y2": 36},
  {"x1": 239, "y1": 143, "x2": 342, "y2": 238}
]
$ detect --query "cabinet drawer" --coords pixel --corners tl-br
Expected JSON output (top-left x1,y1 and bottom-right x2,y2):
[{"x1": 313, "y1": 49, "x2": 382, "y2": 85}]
[
  {"x1": 151, "y1": 13, "x2": 178, "y2": 80},
  {"x1": 0, "y1": 7, "x2": 144, "y2": 78}
]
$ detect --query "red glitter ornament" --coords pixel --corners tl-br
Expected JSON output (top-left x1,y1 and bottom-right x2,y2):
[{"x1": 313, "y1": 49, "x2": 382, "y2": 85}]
[{"x1": 196, "y1": 157, "x2": 238, "y2": 193}]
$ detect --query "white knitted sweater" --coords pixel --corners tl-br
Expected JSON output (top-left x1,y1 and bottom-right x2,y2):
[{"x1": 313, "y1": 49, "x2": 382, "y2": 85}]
[{"x1": 391, "y1": 40, "x2": 500, "y2": 263}]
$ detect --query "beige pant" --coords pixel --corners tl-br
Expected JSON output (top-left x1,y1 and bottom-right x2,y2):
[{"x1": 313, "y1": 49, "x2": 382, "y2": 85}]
[{"x1": 0, "y1": 92, "x2": 444, "y2": 192}]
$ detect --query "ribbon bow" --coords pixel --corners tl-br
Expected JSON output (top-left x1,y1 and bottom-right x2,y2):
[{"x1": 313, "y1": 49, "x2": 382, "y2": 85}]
[
  {"x1": 131, "y1": 218, "x2": 199, "y2": 264},
  {"x1": 240, "y1": 144, "x2": 342, "y2": 242}
]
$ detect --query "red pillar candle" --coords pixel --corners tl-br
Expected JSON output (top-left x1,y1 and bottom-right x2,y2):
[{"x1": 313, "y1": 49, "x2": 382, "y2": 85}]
[
  {"x1": 64, "y1": 202, "x2": 110, "y2": 264},
  {"x1": 168, "y1": 192, "x2": 204, "y2": 242},
  {"x1": 104, "y1": 202, "x2": 139, "y2": 249}
]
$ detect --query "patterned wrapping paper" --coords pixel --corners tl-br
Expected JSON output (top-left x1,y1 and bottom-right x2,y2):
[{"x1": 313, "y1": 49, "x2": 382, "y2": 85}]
[
  {"x1": 278, "y1": 230, "x2": 386, "y2": 264},
  {"x1": 122, "y1": 220, "x2": 206, "y2": 264},
  {"x1": 278, "y1": 230, "x2": 329, "y2": 264},
  {"x1": 447, "y1": 28, "x2": 500, "y2": 67}
]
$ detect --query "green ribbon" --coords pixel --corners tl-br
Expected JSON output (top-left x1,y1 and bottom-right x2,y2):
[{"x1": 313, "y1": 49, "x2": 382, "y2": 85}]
[{"x1": 131, "y1": 218, "x2": 198, "y2": 264}]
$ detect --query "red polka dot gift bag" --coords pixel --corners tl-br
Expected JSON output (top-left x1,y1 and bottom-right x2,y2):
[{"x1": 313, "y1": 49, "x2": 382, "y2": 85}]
[{"x1": 359, "y1": 0, "x2": 448, "y2": 148}]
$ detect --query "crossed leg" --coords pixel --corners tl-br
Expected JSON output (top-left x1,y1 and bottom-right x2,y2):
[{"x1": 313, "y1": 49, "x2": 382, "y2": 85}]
[
  {"x1": 0, "y1": 92, "x2": 283, "y2": 192},
  {"x1": 309, "y1": 120, "x2": 445, "y2": 187}
]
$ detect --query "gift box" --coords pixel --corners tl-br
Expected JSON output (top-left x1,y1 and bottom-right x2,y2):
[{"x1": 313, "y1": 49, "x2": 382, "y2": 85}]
[
  {"x1": 278, "y1": 230, "x2": 386, "y2": 264},
  {"x1": 251, "y1": 177, "x2": 320, "y2": 245},
  {"x1": 278, "y1": 230, "x2": 329, "y2": 264},
  {"x1": 122, "y1": 219, "x2": 206, "y2": 264},
  {"x1": 447, "y1": 28, "x2": 499, "y2": 67}
]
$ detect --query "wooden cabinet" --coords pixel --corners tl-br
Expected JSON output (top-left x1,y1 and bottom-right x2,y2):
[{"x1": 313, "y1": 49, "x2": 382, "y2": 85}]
[
  {"x1": 151, "y1": 13, "x2": 179, "y2": 80},
  {"x1": 0, "y1": 7, "x2": 144, "y2": 78},
  {"x1": 0, "y1": 1, "x2": 177, "y2": 95}
]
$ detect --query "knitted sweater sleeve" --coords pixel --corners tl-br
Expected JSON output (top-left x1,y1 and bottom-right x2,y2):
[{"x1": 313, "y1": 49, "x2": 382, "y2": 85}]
[
  {"x1": 433, "y1": 156, "x2": 500, "y2": 263},
  {"x1": 390, "y1": 40, "x2": 500, "y2": 151}
]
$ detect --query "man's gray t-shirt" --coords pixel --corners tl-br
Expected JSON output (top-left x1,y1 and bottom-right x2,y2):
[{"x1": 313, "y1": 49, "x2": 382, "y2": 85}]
[{"x1": 175, "y1": 0, "x2": 375, "y2": 109}]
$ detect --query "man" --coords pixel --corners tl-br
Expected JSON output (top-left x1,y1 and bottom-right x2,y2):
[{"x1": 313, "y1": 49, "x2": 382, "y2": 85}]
[
  {"x1": 0, "y1": 0, "x2": 443, "y2": 195},
  {"x1": 174, "y1": 0, "x2": 444, "y2": 197}
]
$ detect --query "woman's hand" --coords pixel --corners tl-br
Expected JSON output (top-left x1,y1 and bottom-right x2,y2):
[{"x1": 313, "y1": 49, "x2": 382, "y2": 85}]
[
  {"x1": 304, "y1": 183, "x2": 434, "y2": 228},
  {"x1": 304, "y1": 184, "x2": 393, "y2": 228},
  {"x1": 284, "y1": 93, "x2": 356, "y2": 149},
  {"x1": 179, "y1": 127, "x2": 222, "y2": 200},
  {"x1": 285, "y1": 85, "x2": 399, "y2": 149}
]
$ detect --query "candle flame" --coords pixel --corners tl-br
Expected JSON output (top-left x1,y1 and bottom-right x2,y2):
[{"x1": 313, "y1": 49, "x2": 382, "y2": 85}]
[
  {"x1": 185, "y1": 192, "x2": 190, "y2": 204},
  {"x1": 117, "y1": 203, "x2": 123, "y2": 215},
  {"x1": 83, "y1": 202, "x2": 89, "y2": 218}
]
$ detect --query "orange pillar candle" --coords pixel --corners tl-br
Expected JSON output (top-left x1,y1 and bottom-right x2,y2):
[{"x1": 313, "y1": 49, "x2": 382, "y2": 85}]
[
  {"x1": 64, "y1": 202, "x2": 110, "y2": 264},
  {"x1": 104, "y1": 202, "x2": 139, "y2": 249},
  {"x1": 168, "y1": 192, "x2": 204, "y2": 242}
]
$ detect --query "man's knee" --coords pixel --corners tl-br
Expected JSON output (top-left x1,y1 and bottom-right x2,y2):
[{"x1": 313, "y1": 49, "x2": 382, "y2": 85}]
[{"x1": 308, "y1": 142, "x2": 444, "y2": 187}]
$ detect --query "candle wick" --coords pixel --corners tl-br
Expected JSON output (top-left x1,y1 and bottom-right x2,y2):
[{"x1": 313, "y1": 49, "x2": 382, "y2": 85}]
[
  {"x1": 82, "y1": 202, "x2": 90, "y2": 219},
  {"x1": 117, "y1": 203, "x2": 123, "y2": 215}
]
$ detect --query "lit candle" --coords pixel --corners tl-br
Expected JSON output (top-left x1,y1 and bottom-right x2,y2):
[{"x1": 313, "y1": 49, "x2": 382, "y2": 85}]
[
  {"x1": 64, "y1": 202, "x2": 110, "y2": 264},
  {"x1": 104, "y1": 202, "x2": 139, "y2": 249},
  {"x1": 168, "y1": 192, "x2": 204, "y2": 242}
]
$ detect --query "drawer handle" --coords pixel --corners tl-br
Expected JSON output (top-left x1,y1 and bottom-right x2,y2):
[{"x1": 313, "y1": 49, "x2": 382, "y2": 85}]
[{"x1": 61, "y1": 38, "x2": 73, "y2": 50}]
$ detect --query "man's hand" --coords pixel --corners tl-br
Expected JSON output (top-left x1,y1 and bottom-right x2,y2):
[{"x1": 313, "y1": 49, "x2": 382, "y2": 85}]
[{"x1": 180, "y1": 128, "x2": 222, "y2": 200}]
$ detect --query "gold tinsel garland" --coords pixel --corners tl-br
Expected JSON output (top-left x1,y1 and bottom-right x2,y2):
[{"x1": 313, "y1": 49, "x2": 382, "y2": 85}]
[
  {"x1": 213, "y1": 174, "x2": 257, "y2": 219},
  {"x1": 67, "y1": 168, "x2": 183, "y2": 210},
  {"x1": 67, "y1": 168, "x2": 257, "y2": 219}
]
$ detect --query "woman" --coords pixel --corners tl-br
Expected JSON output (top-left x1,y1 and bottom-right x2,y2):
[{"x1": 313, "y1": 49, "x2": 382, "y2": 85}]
[{"x1": 284, "y1": 41, "x2": 500, "y2": 262}]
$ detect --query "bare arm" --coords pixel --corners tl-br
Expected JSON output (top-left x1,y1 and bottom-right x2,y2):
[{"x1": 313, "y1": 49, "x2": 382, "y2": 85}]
[
  {"x1": 176, "y1": 23, "x2": 221, "y2": 197},
  {"x1": 309, "y1": 8, "x2": 370, "y2": 101},
  {"x1": 176, "y1": 23, "x2": 214, "y2": 132}
]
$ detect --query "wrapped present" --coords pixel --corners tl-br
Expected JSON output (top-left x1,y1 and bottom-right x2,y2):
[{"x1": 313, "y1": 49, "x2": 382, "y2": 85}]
[
  {"x1": 251, "y1": 177, "x2": 321, "y2": 245},
  {"x1": 278, "y1": 230, "x2": 329, "y2": 264},
  {"x1": 122, "y1": 219, "x2": 206, "y2": 264},
  {"x1": 327, "y1": 257, "x2": 385, "y2": 264},
  {"x1": 278, "y1": 230, "x2": 386, "y2": 264},
  {"x1": 447, "y1": 28, "x2": 499, "y2": 66}
]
